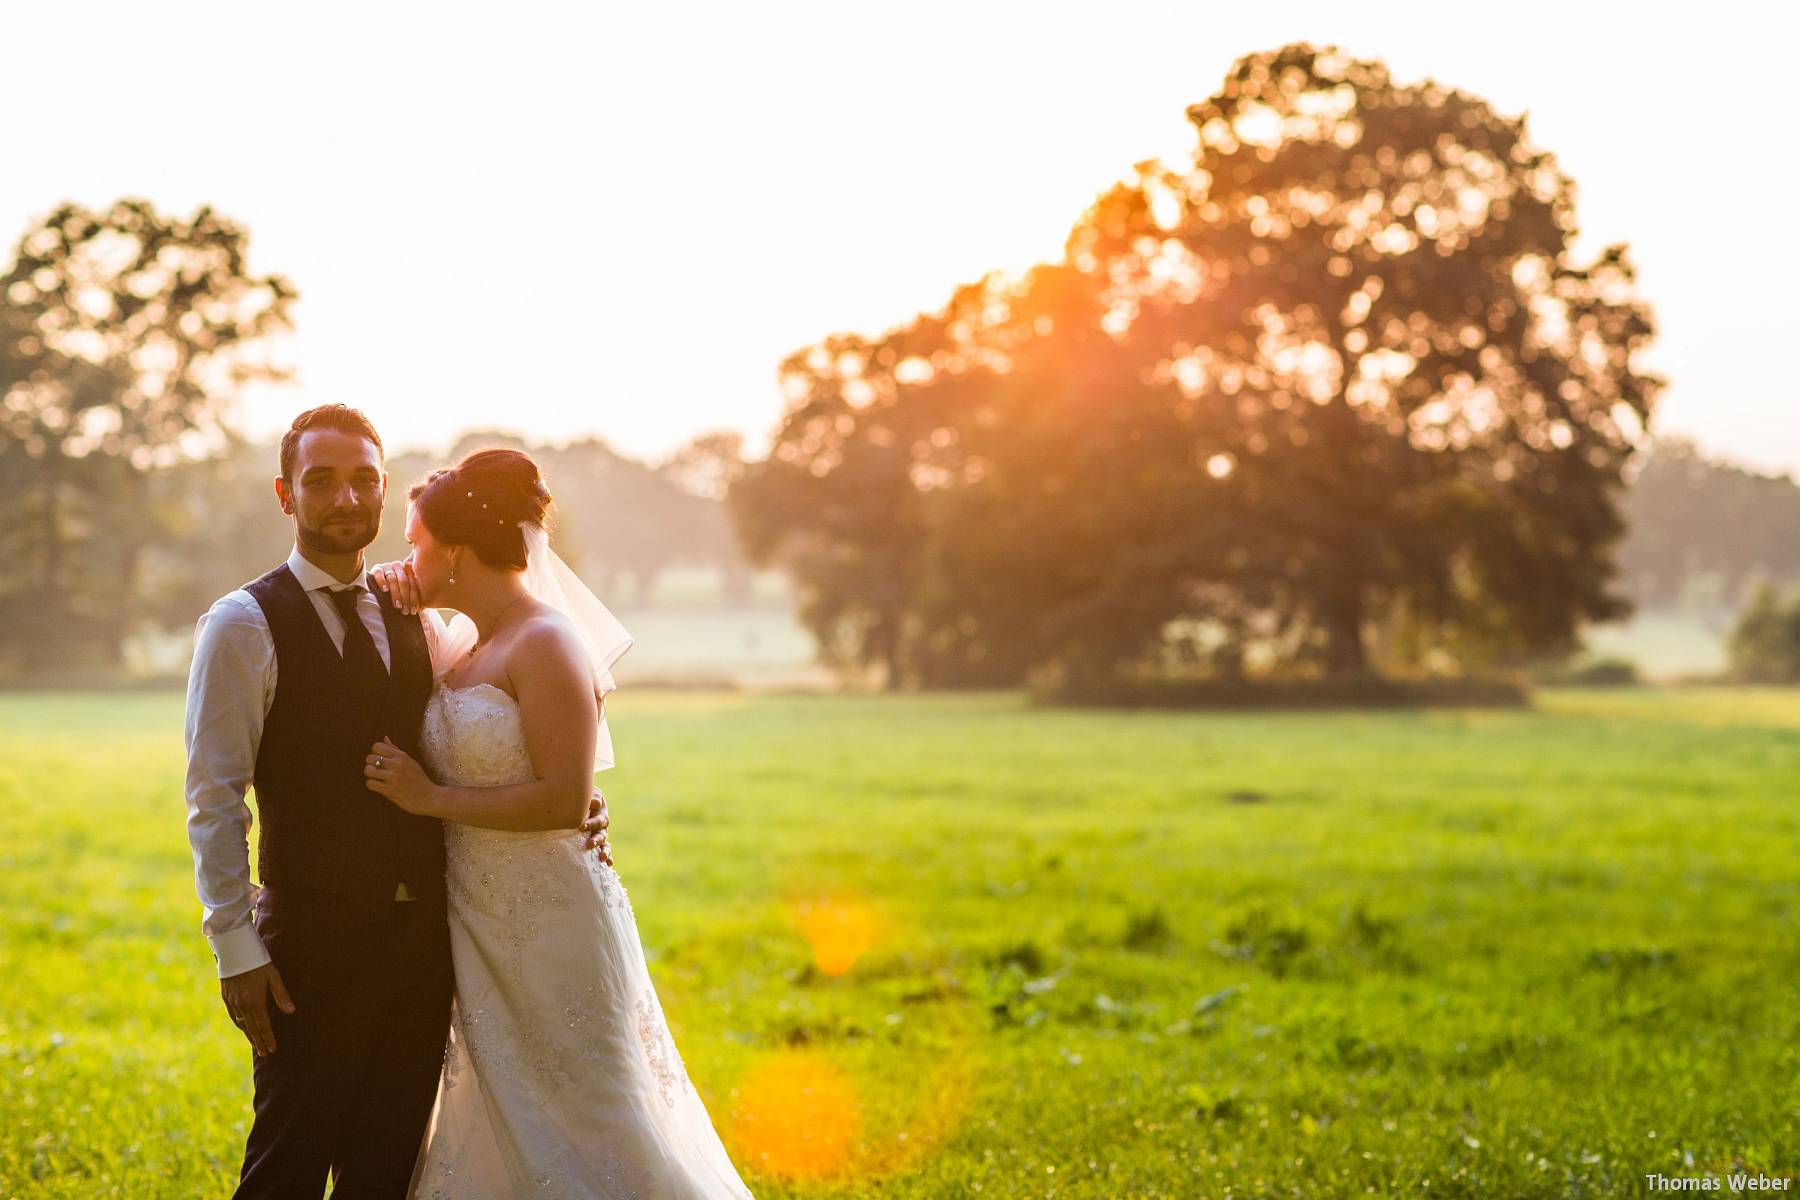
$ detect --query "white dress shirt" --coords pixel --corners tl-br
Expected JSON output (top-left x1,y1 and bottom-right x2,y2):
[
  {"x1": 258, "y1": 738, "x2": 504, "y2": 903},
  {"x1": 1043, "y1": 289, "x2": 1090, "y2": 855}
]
[{"x1": 183, "y1": 547, "x2": 442, "y2": 978}]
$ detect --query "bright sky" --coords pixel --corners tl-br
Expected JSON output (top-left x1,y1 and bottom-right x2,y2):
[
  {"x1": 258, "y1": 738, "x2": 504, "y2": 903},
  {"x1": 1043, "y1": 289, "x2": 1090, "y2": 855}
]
[{"x1": 6, "y1": 2, "x2": 1795, "y2": 474}]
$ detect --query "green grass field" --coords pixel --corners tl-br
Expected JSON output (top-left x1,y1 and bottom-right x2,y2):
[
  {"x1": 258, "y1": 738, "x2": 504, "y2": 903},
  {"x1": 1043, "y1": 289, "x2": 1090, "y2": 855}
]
[{"x1": 2, "y1": 688, "x2": 1796, "y2": 1198}]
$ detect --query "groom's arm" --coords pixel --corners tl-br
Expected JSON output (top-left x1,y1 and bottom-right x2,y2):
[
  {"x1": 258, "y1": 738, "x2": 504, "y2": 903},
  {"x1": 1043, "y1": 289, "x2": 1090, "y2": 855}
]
[{"x1": 183, "y1": 595, "x2": 275, "y2": 979}]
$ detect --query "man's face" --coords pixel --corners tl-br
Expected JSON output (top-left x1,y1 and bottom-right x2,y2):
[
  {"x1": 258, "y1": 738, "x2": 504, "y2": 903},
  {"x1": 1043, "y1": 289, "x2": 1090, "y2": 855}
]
[{"x1": 276, "y1": 430, "x2": 386, "y2": 556}]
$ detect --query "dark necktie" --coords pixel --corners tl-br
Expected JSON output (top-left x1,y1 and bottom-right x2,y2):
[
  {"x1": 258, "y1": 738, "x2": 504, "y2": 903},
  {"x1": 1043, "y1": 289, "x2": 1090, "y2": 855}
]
[
  {"x1": 327, "y1": 584, "x2": 415, "y2": 902},
  {"x1": 326, "y1": 586, "x2": 387, "y2": 686}
]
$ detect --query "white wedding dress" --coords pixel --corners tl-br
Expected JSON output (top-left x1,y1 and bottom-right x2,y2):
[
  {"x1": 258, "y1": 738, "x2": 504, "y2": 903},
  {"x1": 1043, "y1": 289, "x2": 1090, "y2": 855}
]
[{"x1": 407, "y1": 681, "x2": 754, "y2": 1199}]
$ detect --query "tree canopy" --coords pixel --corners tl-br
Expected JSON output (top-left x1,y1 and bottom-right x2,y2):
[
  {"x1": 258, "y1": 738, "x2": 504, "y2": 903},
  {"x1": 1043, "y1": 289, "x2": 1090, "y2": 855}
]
[{"x1": 0, "y1": 200, "x2": 295, "y2": 673}]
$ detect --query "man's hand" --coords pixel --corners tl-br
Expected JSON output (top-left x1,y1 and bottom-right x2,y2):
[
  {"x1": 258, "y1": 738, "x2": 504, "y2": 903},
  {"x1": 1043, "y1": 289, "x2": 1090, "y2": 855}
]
[
  {"x1": 220, "y1": 962, "x2": 295, "y2": 1057},
  {"x1": 579, "y1": 787, "x2": 612, "y2": 867}
]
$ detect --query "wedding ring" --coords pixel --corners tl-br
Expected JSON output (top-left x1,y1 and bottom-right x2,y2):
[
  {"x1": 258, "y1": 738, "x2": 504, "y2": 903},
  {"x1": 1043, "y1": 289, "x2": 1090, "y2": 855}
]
[{"x1": 375, "y1": 756, "x2": 385, "y2": 768}]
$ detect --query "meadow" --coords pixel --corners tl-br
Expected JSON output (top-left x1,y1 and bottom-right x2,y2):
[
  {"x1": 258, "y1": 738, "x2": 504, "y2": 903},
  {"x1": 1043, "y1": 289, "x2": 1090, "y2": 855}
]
[{"x1": 1, "y1": 687, "x2": 1795, "y2": 1198}]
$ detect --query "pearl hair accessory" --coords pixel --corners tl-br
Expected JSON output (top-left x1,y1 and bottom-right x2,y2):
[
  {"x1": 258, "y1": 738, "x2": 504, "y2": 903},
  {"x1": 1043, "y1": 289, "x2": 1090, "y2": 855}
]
[{"x1": 462, "y1": 485, "x2": 509, "y2": 525}]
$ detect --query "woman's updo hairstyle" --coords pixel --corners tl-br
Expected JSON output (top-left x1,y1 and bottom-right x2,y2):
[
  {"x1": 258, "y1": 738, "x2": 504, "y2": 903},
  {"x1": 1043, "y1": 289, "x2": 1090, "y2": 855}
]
[{"x1": 408, "y1": 448, "x2": 553, "y2": 570}]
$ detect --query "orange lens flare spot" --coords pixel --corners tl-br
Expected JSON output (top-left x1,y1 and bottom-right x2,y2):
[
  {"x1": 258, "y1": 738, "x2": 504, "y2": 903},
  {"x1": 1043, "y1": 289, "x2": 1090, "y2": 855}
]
[
  {"x1": 728, "y1": 1050, "x2": 861, "y2": 1180},
  {"x1": 795, "y1": 898, "x2": 877, "y2": 977}
]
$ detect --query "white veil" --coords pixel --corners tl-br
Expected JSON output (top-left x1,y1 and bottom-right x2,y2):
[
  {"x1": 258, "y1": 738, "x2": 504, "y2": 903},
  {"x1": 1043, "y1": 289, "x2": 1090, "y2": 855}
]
[
  {"x1": 524, "y1": 522, "x2": 633, "y2": 770},
  {"x1": 437, "y1": 522, "x2": 633, "y2": 770}
]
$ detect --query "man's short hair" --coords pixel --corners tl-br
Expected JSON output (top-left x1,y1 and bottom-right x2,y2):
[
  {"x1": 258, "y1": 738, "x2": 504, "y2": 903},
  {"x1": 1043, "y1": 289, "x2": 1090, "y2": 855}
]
[{"x1": 279, "y1": 404, "x2": 384, "y2": 482}]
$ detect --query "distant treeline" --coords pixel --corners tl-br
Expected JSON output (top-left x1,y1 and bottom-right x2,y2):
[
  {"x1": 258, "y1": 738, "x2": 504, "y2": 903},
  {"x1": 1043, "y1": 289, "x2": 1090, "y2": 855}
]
[
  {"x1": 132, "y1": 430, "x2": 752, "y2": 649},
  {"x1": 0, "y1": 392, "x2": 1785, "y2": 684},
  {"x1": 1616, "y1": 438, "x2": 1800, "y2": 612}
]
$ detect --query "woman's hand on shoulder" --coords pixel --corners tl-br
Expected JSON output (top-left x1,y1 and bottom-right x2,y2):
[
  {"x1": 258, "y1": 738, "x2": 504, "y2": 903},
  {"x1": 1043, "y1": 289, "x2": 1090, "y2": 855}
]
[{"x1": 368, "y1": 560, "x2": 423, "y2": 616}]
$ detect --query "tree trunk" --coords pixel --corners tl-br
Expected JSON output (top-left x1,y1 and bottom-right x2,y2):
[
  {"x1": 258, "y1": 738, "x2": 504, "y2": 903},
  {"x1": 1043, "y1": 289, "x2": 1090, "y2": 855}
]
[
  {"x1": 25, "y1": 452, "x2": 66, "y2": 675},
  {"x1": 873, "y1": 611, "x2": 906, "y2": 691},
  {"x1": 1321, "y1": 581, "x2": 1368, "y2": 676},
  {"x1": 41, "y1": 451, "x2": 61, "y2": 609},
  {"x1": 101, "y1": 532, "x2": 144, "y2": 674}
]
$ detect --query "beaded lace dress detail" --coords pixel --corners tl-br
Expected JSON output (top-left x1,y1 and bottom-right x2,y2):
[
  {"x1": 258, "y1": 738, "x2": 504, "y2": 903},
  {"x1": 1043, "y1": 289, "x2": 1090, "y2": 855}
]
[{"x1": 408, "y1": 683, "x2": 753, "y2": 1199}]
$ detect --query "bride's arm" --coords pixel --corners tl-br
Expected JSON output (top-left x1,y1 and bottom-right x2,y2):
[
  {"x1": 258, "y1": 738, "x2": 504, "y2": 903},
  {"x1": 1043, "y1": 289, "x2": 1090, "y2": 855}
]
[
  {"x1": 369, "y1": 560, "x2": 475, "y2": 675},
  {"x1": 366, "y1": 618, "x2": 599, "y2": 833}
]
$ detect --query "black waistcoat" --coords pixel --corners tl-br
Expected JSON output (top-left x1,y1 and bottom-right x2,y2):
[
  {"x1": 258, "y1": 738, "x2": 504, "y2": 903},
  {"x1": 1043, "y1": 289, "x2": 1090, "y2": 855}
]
[{"x1": 245, "y1": 563, "x2": 444, "y2": 909}]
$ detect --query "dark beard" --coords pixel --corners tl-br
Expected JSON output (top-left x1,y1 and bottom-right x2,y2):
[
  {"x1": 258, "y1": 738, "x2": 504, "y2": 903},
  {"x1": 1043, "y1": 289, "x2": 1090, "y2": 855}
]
[{"x1": 297, "y1": 514, "x2": 378, "y2": 556}]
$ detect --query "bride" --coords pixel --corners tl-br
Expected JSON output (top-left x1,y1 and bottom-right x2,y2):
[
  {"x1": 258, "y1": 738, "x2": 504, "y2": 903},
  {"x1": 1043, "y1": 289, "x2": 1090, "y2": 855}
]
[{"x1": 362, "y1": 448, "x2": 754, "y2": 1198}]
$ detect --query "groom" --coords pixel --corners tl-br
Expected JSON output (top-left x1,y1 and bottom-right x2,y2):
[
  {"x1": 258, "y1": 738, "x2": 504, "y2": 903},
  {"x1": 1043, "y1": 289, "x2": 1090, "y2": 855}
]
[{"x1": 183, "y1": 404, "x2": 611, "y2": 1199}]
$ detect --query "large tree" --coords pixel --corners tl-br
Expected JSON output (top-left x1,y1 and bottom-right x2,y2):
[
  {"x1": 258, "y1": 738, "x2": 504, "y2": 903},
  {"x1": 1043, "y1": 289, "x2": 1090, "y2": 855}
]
[
  {"x1": 1099, "y1": 44, "x2": 1661, "y2": 674},
  {"x1": 0, "y1": 200, "x2": 295, "y2": 673}
]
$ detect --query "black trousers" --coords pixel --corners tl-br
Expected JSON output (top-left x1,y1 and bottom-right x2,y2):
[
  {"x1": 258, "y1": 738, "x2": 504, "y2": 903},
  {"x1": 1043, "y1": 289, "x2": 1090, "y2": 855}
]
[{"x1": 233, "y1": 885, "x2": 454, "y2": 1200}]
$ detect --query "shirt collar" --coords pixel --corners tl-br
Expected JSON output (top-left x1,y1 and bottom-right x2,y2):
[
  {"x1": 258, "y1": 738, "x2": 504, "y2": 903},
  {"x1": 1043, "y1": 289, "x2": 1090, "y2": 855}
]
[{"x1": 286, "y1": 546, "x2": 371, "y2": 594}]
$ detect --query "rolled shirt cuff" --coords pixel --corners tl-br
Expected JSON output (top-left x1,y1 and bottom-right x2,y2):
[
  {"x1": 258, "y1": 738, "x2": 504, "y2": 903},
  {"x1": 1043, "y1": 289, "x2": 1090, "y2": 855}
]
[{"x1": 209, "y1": 921, "x2": 271, "y2": 979}]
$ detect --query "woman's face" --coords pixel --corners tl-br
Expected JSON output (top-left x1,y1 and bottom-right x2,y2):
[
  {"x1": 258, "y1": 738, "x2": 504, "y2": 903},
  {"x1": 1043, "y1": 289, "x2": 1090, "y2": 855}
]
[{"x1": 405, "y1": 506, "x2": 458, "y2": 603}]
